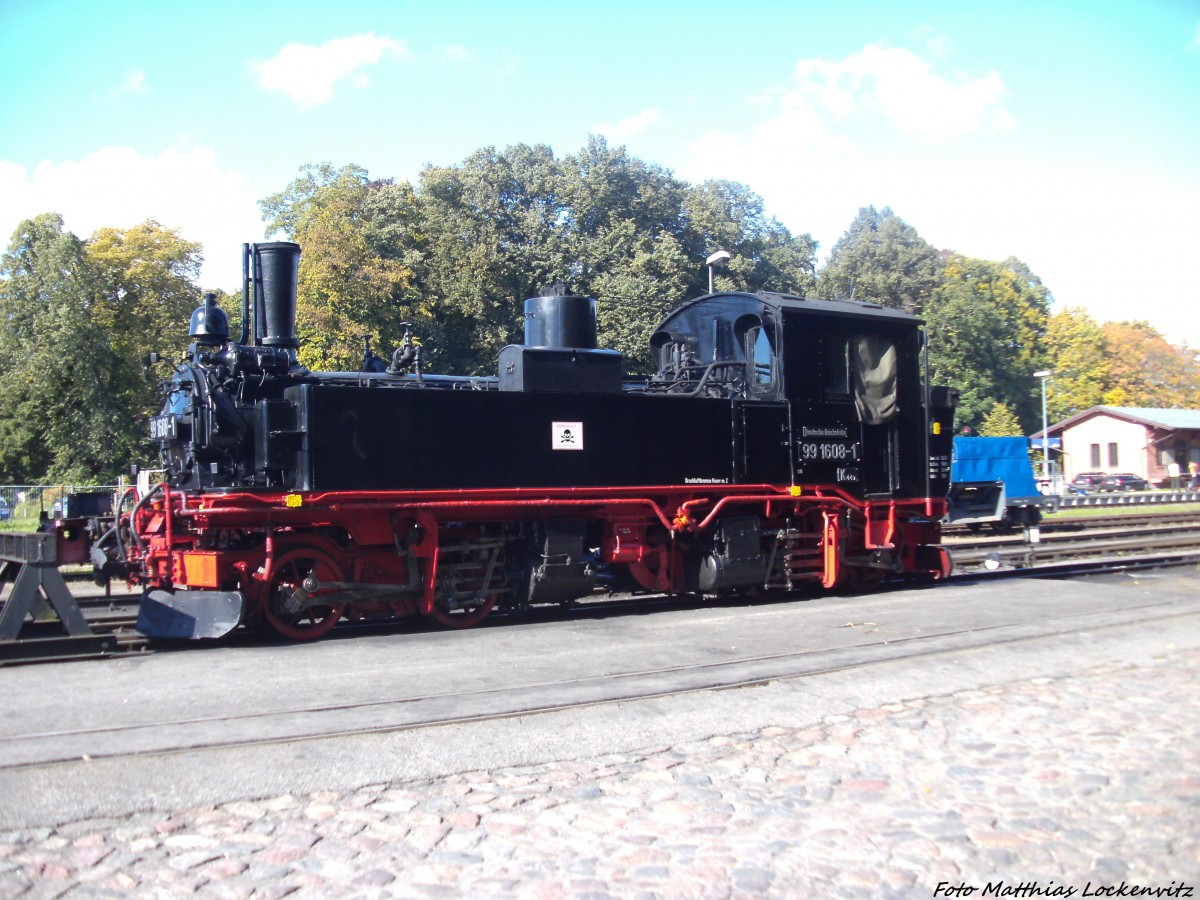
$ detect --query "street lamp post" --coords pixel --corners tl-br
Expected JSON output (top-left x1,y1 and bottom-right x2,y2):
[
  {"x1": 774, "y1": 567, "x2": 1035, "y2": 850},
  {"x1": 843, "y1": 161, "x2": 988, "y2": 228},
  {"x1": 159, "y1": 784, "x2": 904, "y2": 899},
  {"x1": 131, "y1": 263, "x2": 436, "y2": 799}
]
[
  {"x1": 706, "y1": 250, "x2": 731, "y2": 294},
  {"x1": 1034, "y1": 370, "x2": 1053, "y2": 488}
]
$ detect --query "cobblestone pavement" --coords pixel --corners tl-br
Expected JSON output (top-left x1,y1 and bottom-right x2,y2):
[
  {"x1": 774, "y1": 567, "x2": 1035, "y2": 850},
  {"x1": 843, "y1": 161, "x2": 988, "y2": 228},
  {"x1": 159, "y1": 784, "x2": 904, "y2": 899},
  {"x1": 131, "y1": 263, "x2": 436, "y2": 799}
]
[{"x1": 2, "y1": 648, "x2": 1198, "y2": 899}]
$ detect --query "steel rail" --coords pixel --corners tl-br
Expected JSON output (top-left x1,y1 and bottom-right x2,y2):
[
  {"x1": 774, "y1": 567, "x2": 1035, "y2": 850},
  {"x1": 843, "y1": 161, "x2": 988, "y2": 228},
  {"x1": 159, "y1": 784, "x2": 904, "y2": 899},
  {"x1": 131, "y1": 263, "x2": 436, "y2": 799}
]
[
  {"x1": 5, "y1": 511, "x2": 1199, "y2": 665},
  {"x1": 2, "y1": 589, "x2": 1195, "y2": 771},
  {"x1": 946, "y1": 519, "x2": 1200, "y2": 572}
]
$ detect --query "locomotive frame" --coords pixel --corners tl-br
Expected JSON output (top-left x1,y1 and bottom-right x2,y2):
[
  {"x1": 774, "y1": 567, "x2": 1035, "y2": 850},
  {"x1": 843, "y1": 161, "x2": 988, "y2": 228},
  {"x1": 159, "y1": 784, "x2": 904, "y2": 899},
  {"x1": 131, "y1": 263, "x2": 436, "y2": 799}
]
[{"x1": 97, "y1": 242, "x2": 958, "y2": 641}]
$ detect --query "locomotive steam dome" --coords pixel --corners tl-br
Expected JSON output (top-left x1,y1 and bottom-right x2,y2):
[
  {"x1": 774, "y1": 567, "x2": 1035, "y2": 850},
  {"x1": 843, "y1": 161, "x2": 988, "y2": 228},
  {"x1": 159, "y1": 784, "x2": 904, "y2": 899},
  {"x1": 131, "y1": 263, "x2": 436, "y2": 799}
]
[
  {"x1": 498, "y1": 286, "x2": 621, "y2": 393},
  {"x1": 523, "y1": 289, "x2": 598, "y2": 349},
  {"x1": 188, "y1": 292, "x2": 229, "y2": 345}
]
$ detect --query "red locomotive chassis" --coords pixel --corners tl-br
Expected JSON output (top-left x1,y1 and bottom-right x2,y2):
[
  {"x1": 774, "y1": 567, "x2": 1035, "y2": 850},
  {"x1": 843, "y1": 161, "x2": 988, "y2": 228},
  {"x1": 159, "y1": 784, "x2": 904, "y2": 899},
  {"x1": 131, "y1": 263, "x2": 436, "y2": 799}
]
[{"x1": 128, "y1": 482, "x2": 950, "y2": 640}]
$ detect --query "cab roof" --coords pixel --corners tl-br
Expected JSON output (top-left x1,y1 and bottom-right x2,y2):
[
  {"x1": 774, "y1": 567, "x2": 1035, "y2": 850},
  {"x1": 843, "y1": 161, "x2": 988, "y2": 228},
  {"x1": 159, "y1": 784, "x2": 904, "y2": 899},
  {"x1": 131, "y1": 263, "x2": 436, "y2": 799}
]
[{"x1": 666, "y1": 291, "x2": 921, "y2": 326}]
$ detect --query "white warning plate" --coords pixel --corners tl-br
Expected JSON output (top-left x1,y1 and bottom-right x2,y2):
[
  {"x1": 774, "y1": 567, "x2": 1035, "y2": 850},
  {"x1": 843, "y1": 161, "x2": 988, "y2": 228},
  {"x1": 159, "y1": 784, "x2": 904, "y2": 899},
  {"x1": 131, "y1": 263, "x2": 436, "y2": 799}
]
[{"x1": 552, "y1": 421, "x2": 584, "y2": 450}]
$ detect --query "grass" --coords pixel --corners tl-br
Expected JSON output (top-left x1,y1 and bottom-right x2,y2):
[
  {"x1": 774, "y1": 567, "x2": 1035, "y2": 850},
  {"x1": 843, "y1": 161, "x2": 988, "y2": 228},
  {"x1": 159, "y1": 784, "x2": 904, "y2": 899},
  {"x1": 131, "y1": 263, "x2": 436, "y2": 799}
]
[
  {"x1": 1044, "y1": 501, "x2": 1200, "y2": 520},
  {"x1": 0, "y1": 516, "x2": 50, "y2": 532}
]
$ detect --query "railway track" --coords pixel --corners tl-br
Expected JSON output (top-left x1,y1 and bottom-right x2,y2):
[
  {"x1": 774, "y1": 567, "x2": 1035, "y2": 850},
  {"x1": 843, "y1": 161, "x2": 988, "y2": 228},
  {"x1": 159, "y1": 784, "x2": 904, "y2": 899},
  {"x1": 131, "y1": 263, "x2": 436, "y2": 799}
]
[
  {"x1": 943, "y1": 507, "x2": 1200, "y2": 536},
  {"x1": 3, "y1": 509, "x2": 1199, "y2": 666},
  {"x1": 945, "y1": 510, "x2": 1200, "y2": 573},
  {"x1": 3, "y1": 566, "x2": 1196, "y2": 781},
  {"x1": 0, "y1": 596, "x2": 148, "y2": 663}
]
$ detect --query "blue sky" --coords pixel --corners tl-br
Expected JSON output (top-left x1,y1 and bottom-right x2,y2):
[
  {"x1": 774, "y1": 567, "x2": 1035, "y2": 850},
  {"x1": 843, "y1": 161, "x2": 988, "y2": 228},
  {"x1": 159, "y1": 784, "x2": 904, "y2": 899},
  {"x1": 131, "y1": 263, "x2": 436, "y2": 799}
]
[{"x1": 2, "y1": 0, "x2": 1198, "y2": 347}]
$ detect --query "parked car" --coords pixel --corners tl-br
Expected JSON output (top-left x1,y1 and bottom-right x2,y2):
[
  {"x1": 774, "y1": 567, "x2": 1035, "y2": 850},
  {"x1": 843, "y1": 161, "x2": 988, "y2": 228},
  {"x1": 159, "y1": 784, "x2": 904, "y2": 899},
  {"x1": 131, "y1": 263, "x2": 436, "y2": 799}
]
[
  {"x1": 0, "y1": 498, "x2": 9, "y2": 520},
  {"x1": 1068, "y1": 472, "x2": 1108, "y2": 494},
  {"x1": 1099, "y1": 473, "x2": 1149, "y2": 492}
]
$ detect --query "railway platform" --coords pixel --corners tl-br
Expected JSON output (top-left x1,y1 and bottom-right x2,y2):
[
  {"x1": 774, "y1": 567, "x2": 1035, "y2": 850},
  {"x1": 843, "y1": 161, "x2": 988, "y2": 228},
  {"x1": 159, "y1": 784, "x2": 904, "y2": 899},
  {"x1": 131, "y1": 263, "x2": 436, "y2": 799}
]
[{"x1": 1, "y1": 571, "x2": 1198, "y2": 897}]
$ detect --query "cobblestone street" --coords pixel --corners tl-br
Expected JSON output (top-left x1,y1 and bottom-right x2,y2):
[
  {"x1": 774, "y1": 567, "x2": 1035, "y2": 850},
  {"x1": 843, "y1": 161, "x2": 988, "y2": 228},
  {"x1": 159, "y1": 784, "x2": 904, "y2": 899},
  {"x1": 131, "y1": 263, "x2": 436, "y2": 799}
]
[{"x1": 2, "y1": 646, "x2": 1197, "y2": 898}]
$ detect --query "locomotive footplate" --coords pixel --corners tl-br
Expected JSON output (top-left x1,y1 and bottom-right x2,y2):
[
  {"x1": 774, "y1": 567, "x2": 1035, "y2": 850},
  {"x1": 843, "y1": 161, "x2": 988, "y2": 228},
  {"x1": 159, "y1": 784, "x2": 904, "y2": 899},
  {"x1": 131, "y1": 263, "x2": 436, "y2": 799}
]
[{"x1": 138, "y1": 589, "x2": 244, "y2": 640}]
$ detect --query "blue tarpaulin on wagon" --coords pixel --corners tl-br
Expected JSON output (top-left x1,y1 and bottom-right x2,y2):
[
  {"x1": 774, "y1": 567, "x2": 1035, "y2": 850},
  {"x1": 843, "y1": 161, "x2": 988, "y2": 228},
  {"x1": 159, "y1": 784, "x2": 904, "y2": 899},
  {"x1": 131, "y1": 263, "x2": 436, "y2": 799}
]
[{"x1": 951, "y1": 436, "x2": 1040, "y2": 499}]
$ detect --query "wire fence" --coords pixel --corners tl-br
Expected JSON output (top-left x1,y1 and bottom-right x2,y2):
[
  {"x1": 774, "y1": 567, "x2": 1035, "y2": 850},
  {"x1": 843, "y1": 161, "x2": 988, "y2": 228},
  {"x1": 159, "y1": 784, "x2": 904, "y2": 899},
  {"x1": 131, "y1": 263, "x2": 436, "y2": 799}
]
[{"x1": 0, "y1": 484, "x2": 124, "y2": 525}]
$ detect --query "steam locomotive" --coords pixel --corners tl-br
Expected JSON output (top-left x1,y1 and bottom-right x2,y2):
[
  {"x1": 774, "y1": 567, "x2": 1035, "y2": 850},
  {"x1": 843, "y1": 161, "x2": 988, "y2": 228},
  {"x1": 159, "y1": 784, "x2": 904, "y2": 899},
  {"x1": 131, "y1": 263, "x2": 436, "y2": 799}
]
[{"x1": 94, "y1": 242, "x2": 958, "y2": 640}]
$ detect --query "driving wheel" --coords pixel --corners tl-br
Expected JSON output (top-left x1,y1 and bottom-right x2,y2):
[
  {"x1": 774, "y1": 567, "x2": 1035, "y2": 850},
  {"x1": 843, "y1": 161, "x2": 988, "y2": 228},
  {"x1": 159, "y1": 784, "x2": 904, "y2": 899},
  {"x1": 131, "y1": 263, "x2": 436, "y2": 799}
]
[{"x1": 259, "y1": 544, "x2": 347, "y2": 641}]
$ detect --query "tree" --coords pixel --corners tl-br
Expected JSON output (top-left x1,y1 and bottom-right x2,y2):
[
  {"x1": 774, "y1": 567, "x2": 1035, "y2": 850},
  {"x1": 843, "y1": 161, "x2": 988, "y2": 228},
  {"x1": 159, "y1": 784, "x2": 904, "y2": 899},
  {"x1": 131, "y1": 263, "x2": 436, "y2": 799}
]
[
  {"x1": 262, "y1": 140, "x2": 819, "y2": 376},
  {"x1": 0, "y1": 215, "x2": 137, "y2": 481},
  {"x1": 1043, "y1": 306, "x2": 1110, "y2": 420},
  {"x1": 923, "y1": 289, "x2": 1015, "y2": 433},
  {"x1": 260, "y1": 164, "x2": 417, "y2": 372},
  {"x1": 414, "y1": 139, "x2": 819, "y2": 372},
  {"x1": 924, "y1": 254, "x2": 1052, "y2": 434},
  {"x1": 85, "y1": 220, "x2": 203, "y2": 418},
  {"x1": 1100, "y1": 321, "x2": 1200, "y2": 408},
  {"x1": 979, "y1": 402, "x2": 1024, "y2": 436},
  {"x1": 681, "y1": 179, "x2": 817, "y2": 298},
  {"x1": 816, "y1": 206, "x2": 943, "y2": 313},
  {"x1": 585, "y1": 223, "x2": 691, "y2": 370},
  {"x1": 552, "y1": 139, "x2": 694, "y2": 368},
  {"x1": 414, "y1": 145, "x2": 573, "y2": 373}
]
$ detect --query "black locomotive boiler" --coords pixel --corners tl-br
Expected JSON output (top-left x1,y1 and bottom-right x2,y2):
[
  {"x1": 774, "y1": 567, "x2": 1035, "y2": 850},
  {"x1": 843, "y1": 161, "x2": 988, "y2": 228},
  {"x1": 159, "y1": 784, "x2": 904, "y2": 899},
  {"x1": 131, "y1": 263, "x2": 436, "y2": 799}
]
[{"x1": 98, "y1": 241, "x2": 958, "y2": 640}]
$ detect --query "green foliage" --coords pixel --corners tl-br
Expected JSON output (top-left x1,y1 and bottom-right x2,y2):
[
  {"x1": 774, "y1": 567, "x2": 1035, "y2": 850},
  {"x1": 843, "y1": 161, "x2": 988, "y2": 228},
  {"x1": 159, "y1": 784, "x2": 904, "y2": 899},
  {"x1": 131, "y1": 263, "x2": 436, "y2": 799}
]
[
  {"x1": 0, "y1": 216, "x2": 133, "y2": 481},
  {"x1": 261, "y1": 164, "x2": 416, "y2": 371},
  {"x1": 0, "y1": 215, "x2": 203, "y2": 482},
  {"x1": 561, "y1": 140, "x2": 695, "y2": 369},
  {"x1": 85, "y1": 220, "x2": 203, "y2": 421},
  {"x1": 0, "y1": 214, "x2": 78, "y2": 480},
  {"x1": 816, "y1": 206, "x2": 942, "y2": 312},
  {"x1": 924, "y1": 254, "x2": 1051, "y2": 433},
  {"x1": 681, "y1": 179, "x2": 818, "y2": 299},
  {"x1": 265, "y1": 139, "x2": 817, "y2": 375},
  {"x1": 1042, "y1": 306, "x2": 1110, "y2": 420},
  {"x1": 413, "y1": 144, "x2": 570, "y2": 373},
  {"x1": 978, "y1": 402, "x2": 1024, "y2": 436},
  {"x1": 923, "y1": 287, "x2": 1015, "y2": 433},
  {"x1": 1034, "y1": 311, "x2": 1200, "y2": 419}
]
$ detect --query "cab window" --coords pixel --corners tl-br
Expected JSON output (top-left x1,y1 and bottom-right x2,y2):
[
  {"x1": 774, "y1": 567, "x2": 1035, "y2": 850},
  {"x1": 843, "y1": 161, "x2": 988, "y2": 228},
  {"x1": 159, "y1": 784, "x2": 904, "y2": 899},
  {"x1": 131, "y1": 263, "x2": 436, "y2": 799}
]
[
  {"x1": 824, "y1": 337, "x2": 850, "y2": 397},
  {"x1": 737, "y1": 315, "x2": 775, "y2": 387}
]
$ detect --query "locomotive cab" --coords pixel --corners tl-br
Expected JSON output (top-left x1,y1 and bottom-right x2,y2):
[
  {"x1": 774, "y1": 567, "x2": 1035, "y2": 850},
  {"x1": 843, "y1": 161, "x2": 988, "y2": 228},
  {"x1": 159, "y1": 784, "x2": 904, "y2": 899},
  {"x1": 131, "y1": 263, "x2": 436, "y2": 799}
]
[
  {"x1": 778, "y1": 299, "x2": 926, "y2": 499},
  {"x1": 647, "y1": 292, "x2": 942, "y2": 502},
  {"x1": 648, "y1": 293, "x2": 786, "y2": 402}
]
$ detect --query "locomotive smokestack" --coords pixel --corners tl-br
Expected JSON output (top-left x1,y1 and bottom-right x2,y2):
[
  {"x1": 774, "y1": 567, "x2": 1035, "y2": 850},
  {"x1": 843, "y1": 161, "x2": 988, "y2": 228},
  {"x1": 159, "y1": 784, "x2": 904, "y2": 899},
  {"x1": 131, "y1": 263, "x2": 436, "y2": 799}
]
[{"x1": 254, "y1": 242, "x2": 301, "y2": 350}]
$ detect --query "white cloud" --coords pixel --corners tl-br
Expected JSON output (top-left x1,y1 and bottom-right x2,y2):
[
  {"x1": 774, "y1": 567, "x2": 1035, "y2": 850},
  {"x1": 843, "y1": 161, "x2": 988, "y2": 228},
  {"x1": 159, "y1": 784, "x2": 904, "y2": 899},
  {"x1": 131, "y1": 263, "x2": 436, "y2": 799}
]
[
  {"x1": 0, "y1": 147, "x2": 264, "y2": 291},
  {"x1": 914, "y1": 26, "x2": 952, "y2": 59},
  {"x1": 676, "y1": 43, "x2": 1200, "y2": 349},
  {"x1": 678, "y1": 85, "x2": 870, "y2": 253},
  {"x1": 114, "y1": 68, "x2": 148, "y2": 95},
  {"x1": 595, "y1": 108, "x2": 662, "y2": 143},
  {"x1": 794, "y1": 44, "x2": 1011, "y2": 141},
  {"x1": 442, "y1": 44, "x2": 473, "y2": 64},
  {"x1": 256, "y1": 33, "x2": 408, "y2": 109},
  {"x1": 678, "y1": 45, "x2": 1012, "y2": 242}
]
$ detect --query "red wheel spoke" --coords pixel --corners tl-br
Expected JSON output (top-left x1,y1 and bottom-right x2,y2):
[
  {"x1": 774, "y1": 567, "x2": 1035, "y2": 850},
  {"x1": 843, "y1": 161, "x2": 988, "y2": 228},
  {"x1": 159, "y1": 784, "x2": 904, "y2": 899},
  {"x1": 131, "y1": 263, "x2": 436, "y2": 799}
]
[{"x1": 259, "y1": 544, "x2": 345, "y2": 641}]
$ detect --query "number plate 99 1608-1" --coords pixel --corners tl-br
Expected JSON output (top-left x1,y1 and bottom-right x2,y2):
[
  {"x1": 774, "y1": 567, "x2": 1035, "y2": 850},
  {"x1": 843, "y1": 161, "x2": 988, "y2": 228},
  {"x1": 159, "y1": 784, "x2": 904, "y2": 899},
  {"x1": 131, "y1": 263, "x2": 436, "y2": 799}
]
[
  {"x1": 798, "y1": 440, "x2": 856, "y2": 462},
  {"x1": 150, "y1": 415, "x2": 178, "y2": 440}
]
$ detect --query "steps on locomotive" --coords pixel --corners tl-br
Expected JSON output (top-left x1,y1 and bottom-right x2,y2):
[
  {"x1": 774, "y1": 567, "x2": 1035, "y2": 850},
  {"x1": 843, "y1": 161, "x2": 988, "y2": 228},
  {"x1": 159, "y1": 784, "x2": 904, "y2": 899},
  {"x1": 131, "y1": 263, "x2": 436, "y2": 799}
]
[
  {"x1": 434, "y1": 537, "x2": 510, "y2": 609},
  {"x1": 763, "y1": 527, "x2": 826, "y2": 590}
]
